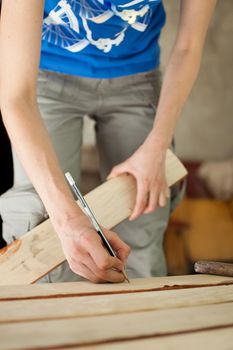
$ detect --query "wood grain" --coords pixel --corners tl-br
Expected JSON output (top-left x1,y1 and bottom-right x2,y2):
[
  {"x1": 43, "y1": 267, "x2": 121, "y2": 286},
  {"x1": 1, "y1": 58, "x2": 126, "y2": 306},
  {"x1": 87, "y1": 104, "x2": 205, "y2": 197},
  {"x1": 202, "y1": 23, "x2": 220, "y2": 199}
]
[
  {"x1": 1, "y1": 274, "x2": 232, "y2": 300},
  {"x1": 0, "y1": 285, "x2": 232, "y2": 323},
  {"x1": 0, "y1": 303, "x2": 232, "y2": 350},
  {"x1": 1, "y1": 275, "x2": 231, "y2": 350},
  {"x1": 73, "y1": 328, "x2": 233, "y2": 350},
  {"x1": 0, "y1": 150, "x2": 187, "y2": 286}
]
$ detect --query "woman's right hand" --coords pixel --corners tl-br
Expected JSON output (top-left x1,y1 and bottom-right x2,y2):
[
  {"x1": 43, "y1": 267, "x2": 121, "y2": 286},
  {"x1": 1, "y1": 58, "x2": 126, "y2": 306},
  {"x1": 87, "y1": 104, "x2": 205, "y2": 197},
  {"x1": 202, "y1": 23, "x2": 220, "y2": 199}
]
[{"x1": 53, "y1": 211, "x2": 131, "y2": 283}]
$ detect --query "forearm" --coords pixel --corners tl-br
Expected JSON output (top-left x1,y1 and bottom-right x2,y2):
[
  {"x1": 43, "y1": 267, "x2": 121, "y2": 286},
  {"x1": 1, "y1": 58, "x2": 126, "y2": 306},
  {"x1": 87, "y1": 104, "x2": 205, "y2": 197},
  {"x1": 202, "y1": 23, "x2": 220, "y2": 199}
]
[
  {"x1": 147, "y1": 0, "x2": 216, "y2": 152},
  {"x1": 1, "y1": 99, "x2": 82, "y2": 226},
  {"x1": 0, "y1": 0, "x2": 81, "y2": 227},
  {"x1": 149, "y1": 45, "x2": 202, "y2": 150}
]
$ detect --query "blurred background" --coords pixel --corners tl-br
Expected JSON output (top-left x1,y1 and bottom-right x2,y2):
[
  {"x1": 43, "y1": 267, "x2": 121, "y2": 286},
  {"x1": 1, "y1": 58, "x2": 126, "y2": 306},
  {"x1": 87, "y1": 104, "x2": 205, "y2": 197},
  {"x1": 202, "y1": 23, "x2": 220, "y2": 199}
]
[
  {"x1": 0, "y1": 0, "x2": 232, "y2": 274},
  {"x1": 161, "y1": 0, "x2": 233, "y2": 274}
]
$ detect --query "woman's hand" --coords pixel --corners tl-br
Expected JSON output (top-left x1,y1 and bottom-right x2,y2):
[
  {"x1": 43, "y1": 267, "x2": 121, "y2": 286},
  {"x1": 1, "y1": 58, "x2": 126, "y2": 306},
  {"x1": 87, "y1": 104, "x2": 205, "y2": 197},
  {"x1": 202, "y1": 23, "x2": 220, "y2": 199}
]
[
  {"x1": 53, "y1": 211, "x2": 131, "y2": 283},
  {"x1": 108, "y1": 136, "x2": 170, "y2": 221}
]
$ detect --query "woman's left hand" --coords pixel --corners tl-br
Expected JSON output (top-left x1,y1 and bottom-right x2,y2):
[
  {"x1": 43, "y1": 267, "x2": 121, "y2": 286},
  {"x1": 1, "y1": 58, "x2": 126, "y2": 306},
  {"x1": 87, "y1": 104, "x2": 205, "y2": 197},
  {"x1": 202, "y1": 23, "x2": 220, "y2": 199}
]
[{"x1": 107, "y1": 136, "x2": 170, "y2": 221}]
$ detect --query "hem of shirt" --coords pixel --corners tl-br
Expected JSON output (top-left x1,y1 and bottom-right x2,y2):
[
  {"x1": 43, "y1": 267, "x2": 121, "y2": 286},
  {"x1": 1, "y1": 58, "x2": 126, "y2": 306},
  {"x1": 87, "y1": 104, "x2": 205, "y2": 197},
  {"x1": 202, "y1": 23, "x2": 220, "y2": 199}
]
[{"x1": 39, "y1": 58, "x2": 160, "y2": 79}]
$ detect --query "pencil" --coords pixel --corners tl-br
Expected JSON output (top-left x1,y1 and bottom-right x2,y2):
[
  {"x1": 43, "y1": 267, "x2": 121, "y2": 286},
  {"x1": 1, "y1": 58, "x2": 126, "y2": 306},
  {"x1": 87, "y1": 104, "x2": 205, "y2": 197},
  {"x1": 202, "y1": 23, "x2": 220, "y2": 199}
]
[{"x1": 65, "y1": 172, "x2": 130, "y2": 283}]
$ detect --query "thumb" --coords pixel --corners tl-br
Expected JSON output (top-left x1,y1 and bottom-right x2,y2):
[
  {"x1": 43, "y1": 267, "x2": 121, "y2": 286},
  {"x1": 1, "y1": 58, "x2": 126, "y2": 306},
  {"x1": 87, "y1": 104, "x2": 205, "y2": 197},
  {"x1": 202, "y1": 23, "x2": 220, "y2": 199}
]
[{"x1": 107, "y1": 163, "x2": 127, "y2": 180}]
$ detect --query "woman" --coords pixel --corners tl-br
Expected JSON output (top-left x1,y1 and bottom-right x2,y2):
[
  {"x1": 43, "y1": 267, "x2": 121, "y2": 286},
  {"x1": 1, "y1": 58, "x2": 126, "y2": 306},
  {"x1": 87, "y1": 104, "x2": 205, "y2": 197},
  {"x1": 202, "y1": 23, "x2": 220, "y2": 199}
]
[{"x1": 0, "y1": 0, "x2": 216, "y2": 283}]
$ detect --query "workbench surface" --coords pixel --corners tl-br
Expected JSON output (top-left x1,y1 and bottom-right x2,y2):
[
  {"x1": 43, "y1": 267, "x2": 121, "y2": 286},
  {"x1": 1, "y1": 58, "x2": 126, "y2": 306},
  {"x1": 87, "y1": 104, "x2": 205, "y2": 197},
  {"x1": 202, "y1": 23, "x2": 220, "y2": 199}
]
[{"x1": 1, "y1": 274, "x2": 233, "y2": 350}]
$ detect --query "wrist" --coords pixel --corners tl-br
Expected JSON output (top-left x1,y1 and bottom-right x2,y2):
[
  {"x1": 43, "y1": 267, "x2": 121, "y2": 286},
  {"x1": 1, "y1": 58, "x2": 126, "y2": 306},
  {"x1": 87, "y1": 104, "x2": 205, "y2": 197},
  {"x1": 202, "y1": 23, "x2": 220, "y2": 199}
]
[
  {"x1": 145, "y1": 131, "x2": 169, "y2": 155},
  {"x1": 48, "y1": 196, "x2": 84, "y2": 231}
]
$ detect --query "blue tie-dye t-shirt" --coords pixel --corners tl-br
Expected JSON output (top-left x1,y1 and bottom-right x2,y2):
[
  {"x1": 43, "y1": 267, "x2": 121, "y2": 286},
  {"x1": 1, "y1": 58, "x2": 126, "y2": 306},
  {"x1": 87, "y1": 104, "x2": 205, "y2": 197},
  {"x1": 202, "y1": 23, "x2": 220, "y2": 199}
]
[{"x1": 40, "y1": 0, "x2": 166, "y2": 78}]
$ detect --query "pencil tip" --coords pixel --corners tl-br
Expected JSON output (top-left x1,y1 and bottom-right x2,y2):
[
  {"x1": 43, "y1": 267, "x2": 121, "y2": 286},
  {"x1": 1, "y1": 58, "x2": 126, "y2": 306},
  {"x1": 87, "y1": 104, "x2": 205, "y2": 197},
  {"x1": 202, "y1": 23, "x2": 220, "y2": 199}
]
[{"x1": 122, "y1": 269, "x2": 130, "y2": 283}]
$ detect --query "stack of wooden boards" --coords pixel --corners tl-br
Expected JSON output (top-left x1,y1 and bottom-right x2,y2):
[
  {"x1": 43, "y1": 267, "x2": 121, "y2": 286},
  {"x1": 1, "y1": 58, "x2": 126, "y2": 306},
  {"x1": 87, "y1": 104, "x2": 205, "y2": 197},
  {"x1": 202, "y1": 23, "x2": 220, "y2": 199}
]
[{"x1": 1, "y1": 274, "x2": 233, "y2": 349}]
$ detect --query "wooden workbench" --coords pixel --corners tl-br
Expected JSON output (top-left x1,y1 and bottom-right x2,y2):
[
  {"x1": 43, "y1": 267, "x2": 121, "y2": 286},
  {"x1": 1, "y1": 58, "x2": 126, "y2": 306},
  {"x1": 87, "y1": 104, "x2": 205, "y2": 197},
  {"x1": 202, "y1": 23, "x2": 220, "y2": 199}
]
[{"x1": 0, "y1": 274, "x2": 233, "y2": 350}]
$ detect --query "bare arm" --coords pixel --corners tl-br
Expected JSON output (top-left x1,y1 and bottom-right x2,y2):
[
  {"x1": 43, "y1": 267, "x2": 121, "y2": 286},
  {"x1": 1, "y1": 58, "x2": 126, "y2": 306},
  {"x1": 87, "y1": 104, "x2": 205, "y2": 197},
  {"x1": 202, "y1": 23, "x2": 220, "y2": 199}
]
[
  {"x1": 109, "y1": 0, "x2": 217, "y2": 219},
  {"x1": 151, "y1": 0, "x2": 217, "y2": 149},
  {"x1": 0, "y1": 0, "x2": 130, "y2": 282},
  {"x1": 0, "y1": 0, "x2": 76, "y2": 222}
]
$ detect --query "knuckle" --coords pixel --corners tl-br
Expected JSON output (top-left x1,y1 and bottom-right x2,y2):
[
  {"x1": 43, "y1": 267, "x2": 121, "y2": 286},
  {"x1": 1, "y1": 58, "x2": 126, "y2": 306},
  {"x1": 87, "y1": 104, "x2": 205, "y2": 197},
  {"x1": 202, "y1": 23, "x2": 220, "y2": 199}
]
[
  {"x1": 97, "y1": 270, "x2": 108, "y2": 280},
  {"x1": 160, "y1": 179, "x2": 167, "y2": 188},
  {"x1": 79, "y1": 231, "x2": 92, "y2": 246},
  {"x1": 78, "y1": 232, "x2": 87, "y2": 245},
  {"x1": 80, "y1": 233, "x2": 90, "y2": 244},
  {"x1": 99, "y1": 259, "x2": 110, "y2": 271},
  {"x1": 141, "y1": 177, "x2": 149, "y2": 189}
]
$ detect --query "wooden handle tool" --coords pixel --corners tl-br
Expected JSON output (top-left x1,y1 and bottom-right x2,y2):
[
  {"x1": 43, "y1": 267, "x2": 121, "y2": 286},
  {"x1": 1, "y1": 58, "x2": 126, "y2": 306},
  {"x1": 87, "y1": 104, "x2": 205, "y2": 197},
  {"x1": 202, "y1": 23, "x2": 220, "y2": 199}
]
[{"x1": 194, "y1": 260, "x2": 233, "y2": 277}]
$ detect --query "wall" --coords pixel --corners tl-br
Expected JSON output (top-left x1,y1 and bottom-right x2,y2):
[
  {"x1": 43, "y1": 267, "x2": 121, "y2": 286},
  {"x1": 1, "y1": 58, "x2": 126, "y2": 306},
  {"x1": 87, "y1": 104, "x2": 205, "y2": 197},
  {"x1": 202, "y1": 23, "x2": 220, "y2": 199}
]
[{"x1": 161, "y1": 0, "x2": 233, "y2": 161}]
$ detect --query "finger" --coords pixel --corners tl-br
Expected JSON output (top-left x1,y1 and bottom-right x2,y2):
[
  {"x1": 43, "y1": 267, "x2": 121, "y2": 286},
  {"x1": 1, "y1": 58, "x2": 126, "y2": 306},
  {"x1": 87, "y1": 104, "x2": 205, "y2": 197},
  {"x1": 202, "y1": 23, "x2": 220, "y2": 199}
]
[
  {"x1": 107, "y1": 230, "x2": 131, "y2": 264},
  {"x1": 82, "y1": 253, "x2": 125, "y2": 283},
  {"x1": 107, "y1": 163, "x2": 127, "y2": 180},
  {"x1": 130, "y1": 178, "x2": 149, "y2": 220},
  {"x1": 144, "y1": 189, "x2": 159, "y2": 214},
  {"x1": 70, "y1": 260, "x2": 105, "y2": 283},
  {"x1": 80, "y1": 231, "x2": 124, "y2": 272},
  {"x1": 159, "y1": 190, "x2": 167, "y2": 207}
]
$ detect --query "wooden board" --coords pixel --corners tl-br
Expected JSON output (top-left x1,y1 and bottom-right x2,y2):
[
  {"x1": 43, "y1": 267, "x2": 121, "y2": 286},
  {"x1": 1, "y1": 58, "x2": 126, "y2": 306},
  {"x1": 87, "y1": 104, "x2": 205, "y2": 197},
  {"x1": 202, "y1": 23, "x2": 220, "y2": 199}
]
[
  {"x1": 1, "y1": 284, "x2": 233, "y2": 323},
  {"x1": 0, "y1": 275, "x2": 232, "y2": 350},
  {"x1": 0, "y1": 274, "x2": 232, "y2": 300},
  {"x1": 0, "y1": 149, "x2": 187, "y2": 286},
  {"x1": 74, "y1": 328, "x2": 233, "y2": 350},
  {"x1": 0, "y1": 303, "x2": 232, "y2": 350}
]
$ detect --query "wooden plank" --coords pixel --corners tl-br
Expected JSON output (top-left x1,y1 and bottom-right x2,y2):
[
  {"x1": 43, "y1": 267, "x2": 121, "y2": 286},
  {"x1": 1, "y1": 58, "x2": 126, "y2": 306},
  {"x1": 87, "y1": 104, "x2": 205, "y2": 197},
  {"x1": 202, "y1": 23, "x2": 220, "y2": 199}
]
[
  {"x1": 0, "y1": 285, "x2": 232, "y2": 323},
  {"x1": 0, "y1": 303, "x2": 232, "y2": 350},
  {"x1": 1, "y1": 274, "x2": 232, "y2": 300},
  {"x1": 72, "y1": 328, "x2": 233, "y2": 350},
  {"x1": 0, "y1": 150, "x2": 187, "y2": 286}
]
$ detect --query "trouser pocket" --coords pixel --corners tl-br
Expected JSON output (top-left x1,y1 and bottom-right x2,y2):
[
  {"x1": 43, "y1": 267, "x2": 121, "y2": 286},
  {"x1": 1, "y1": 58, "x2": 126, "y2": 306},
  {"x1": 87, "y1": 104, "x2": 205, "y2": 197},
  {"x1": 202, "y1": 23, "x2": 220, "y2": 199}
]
[{"x1": 0, "y1": 189, "x2": 47, "y2": 244}]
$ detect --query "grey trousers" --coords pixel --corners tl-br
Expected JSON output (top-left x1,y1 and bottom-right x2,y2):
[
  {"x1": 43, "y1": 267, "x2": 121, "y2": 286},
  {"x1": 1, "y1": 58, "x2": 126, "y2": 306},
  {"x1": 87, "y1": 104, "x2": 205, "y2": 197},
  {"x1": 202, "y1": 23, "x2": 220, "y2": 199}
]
[{"x1": 0, "y1": 69, "x2": 179, "y2": 282}]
